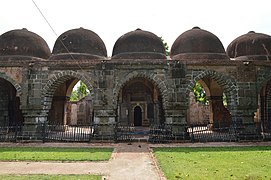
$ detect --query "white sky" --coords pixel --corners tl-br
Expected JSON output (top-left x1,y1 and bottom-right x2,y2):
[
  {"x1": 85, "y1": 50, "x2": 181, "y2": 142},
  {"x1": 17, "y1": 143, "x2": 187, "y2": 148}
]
[{"x1": 1, "y1": 0, "x2": 271, "y2": 56}]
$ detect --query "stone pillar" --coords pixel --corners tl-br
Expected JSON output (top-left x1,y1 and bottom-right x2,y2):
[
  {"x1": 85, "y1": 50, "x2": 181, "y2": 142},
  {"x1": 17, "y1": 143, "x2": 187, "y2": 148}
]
[
  {"x1": 234, "y1": 81, "x2": 259, "y2": 138},
  {"x1": 230, "y1": 108, "x2": 261, "y2": 140},
  {"x1": 232, "y1": 109, "x2": 257, "y2": 131},
  {"x1": 93, "y1": 109, "x2": 116, "y2": 139},
  {"x1": 21, "y1": 109, "x2": 48, "y2": 141},
  {"x1": 20, "y1": 65, "x2": 49, "y2": 141},
  {"x1": 208, "y1": 96, "x2": 231, "y2": 129},
  {"x1": 164, "y1": 108, "x2": 188, "y2": 139}
]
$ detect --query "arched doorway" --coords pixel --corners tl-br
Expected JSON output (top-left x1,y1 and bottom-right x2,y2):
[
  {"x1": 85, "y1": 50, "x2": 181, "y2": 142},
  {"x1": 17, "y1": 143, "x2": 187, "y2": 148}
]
[
  {"x1": 0, "y1": 78, "x2": 23, "y2": 126},
  {"x1": 188, "y1": 77, "x2": 231, "y2": 129},
  {"x1": 134, "y1": 106, "x2": 142, "y2": 126},
  {"x1": 259, "y1": 79, "x2": 271, "y2": 132},
  {"x1": 118, "y1": 77, "x2": 165, "y2": 127},
  {"x1": 48, "y1": 78, "x2": 93, "y2": 125}
]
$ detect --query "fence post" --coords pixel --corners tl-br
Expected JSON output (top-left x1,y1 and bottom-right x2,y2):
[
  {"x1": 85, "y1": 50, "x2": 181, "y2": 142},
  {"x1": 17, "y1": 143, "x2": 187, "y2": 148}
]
[
  {"x1": 88, "y1": 124, "x2": 93, "y2": 143},
  {"x1": 42, "y1": 122, "x2": 46, "y2": 143},
  {"x1": 191, "y1": 125, "x2": 195, "y2": 143},
  {"x1": 73, "y1": 126, "x2": 76, "y2": 141},
  {"x1": 14, "y1": 125, "x2": 18, "y2": 143},
  {"x1": 114, "y1": 122, "x2": 118, "y2": 143}
]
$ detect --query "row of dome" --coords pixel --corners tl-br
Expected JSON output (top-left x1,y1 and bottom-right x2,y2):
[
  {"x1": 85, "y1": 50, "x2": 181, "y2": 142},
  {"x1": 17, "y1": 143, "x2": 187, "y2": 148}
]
[{"x1": 0, "y1": 27, "x2": 270, "y2": 61}]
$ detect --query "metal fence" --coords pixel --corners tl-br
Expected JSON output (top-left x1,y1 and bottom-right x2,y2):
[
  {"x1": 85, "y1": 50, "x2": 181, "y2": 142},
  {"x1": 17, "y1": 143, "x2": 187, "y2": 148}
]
[
  {"x1": 0, "y1": 125, "x2": 21, "y2": 142},
  {"x1": 0, "y1": 122, "x2": 271, "y2": 143},
  {"x1": 187, "y1": 124, "x2": 236, "y2": 142},
  {"x1": 44, "y1": 125, "x2": 93, "y2": 142},
  {"x1": 115, "y1": 123, "x2": 135, "y2": 142},
  {"x1": 149, "y1": 124, "x2": 173, "y2": 143}
]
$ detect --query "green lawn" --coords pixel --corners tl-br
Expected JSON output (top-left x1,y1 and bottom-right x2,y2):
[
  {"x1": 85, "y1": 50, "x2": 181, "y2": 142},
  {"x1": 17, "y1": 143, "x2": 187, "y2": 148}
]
[
  {"x1": 0, "y1": 147, "x2": 113, "y2": 161},
  {"x1": 0, "y1": 174, "x2": 101, "y2": 180},
  {"x1": 153, "y1": 146, "x2": 271, "y2": 180}
]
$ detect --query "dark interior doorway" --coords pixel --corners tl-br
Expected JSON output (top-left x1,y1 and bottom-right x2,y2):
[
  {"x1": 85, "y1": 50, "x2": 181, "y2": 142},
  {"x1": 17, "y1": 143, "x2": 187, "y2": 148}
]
[{"x1": 134, "y1": 106, "x2": 142, "y2": 126}]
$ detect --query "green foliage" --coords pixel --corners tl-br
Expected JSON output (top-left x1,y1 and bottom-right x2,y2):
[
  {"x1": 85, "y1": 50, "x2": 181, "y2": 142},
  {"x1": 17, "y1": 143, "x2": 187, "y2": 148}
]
[
  {"x1": 160, "y1": 37, "x2": 170, "y2": 56},
  {"x1": 0, "y1": 147, "x2": 113, "y2": 161},
  {"x1": 193, "y1": 82, "x2": 207, "y2": 104},
  {"x1": 223, "y1": 93, "x2": 228, "y2": 106},
  {"x1": 70, "y1": 81, "x2": 90, "y2": 102},
  {"x1": 70, "y1": 90, "x2": 78, "y2": 101},
  {"x1": 154, "y1": 146, "x2": 271, "y2": 180}
]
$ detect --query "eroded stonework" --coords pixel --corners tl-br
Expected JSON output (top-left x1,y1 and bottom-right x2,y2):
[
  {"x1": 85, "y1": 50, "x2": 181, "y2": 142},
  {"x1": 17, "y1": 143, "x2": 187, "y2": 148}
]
[{"x1": 0, "y1": 27, "x2": 271, "y2": 141}]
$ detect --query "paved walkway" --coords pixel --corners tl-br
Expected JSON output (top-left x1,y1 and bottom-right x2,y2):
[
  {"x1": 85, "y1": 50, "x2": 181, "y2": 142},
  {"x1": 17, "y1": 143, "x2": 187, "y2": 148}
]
[
  {"x1": 0, "y1": 142, "x2": 163, "y2": 180},
  {"x1": 0, "y1": 141, "x2": 271, "y2": 180}
]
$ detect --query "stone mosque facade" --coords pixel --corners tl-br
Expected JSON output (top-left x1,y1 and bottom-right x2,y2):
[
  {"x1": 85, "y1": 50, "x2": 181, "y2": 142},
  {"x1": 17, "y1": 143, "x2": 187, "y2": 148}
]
[{"x1": 0, "y1": 26, "x2": 271, "y2": 140}]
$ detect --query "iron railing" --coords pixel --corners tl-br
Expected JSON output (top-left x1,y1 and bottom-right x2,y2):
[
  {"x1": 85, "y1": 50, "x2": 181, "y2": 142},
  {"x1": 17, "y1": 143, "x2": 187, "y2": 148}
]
[{"x1": 0, "y1": 121, "x2": 270, "y2": 143}]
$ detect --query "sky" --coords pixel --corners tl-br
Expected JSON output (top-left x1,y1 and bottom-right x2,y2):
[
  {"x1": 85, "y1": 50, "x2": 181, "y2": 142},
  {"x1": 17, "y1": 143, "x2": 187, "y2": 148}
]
[{"x1": 1, "y1": 0, "x2": 271, "y2": 56}]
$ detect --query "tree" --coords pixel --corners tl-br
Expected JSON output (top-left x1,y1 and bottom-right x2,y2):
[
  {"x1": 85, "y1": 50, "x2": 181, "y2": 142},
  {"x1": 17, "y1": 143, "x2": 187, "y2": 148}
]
[
  {"x1": 70, "y1": 81, "x2": 90, "y2": 102},
  {"x1": 160, "y1": 37, "x2": 170, "y2": 56},
  {"x1": 193, "y1": 82, "x2": 207, "y2": 104},
  {"x1": 70, "y1": 90, "x2": 79, "y2": 102}
]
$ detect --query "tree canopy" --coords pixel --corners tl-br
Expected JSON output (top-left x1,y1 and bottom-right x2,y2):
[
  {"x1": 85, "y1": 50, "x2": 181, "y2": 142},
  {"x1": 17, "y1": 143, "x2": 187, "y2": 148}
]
[
  {"x1": 193, "y1": 82, "x2": 208, "y2": 104},
  {"x1": 70, "y1": 81, "x2": 90, "y2": 102},
  {"x1": 160, "y1": 37, "x2": 170, "y2": 56}
]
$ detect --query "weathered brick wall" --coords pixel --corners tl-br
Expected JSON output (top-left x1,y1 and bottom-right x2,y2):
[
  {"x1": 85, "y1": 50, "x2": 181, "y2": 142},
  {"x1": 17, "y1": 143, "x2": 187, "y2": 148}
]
[
  {"x1": 1, "y1": 57, "x2": 271, "y2": 136},
  {"x1": 188, "y1": 92, "x2": 210, "y2": 125}
]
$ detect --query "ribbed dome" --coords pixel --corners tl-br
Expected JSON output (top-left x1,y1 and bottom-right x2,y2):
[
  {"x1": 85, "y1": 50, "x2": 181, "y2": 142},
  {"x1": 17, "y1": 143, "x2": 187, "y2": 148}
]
[
  {"x1": 0, "y1": 28, "x2": 50, "y2": 59},
  {"x1": 171, "y1": 27, "x2": 228, "y2": 60},
  {"x1": 226, "y1": 31, "x2": 271, "y2": 60},
  {"x1": 51, "y1": 28, "x2": 107, "y2": 60},
  {"x1": 112, "y1": 29, "x2": 166, "y2": 59}
]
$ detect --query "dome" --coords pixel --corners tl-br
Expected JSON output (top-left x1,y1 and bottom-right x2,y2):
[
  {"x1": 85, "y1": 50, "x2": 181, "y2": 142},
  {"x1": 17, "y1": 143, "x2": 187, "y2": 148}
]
[
  {"x1": 51, "y1": 28, "x2": 107, "y2": 60},
  {"x1": 226, "y1": 31, "x2": 271, "y2": 60},
  {"x1": 171, "y1": 27, "x2": 228, "y2": 60},
  {"x1": 0, "y1": 28, "x2": 50, "y2": 59},
  {"x1": 112, "y1": 29, "x2": 166, "y2": 59}
]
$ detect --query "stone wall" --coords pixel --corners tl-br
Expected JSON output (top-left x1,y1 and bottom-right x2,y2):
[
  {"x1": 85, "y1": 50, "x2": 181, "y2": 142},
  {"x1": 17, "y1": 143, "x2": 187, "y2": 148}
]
[
  {"x1": 66, "y1": 96, "x2": 93, "y2": 125},
  {"x1": 0, "y1": 58, "x2": 270, "y2": 137},
  {"x1": 188, "y1": 92, "x2": 210, "y2": 125}
]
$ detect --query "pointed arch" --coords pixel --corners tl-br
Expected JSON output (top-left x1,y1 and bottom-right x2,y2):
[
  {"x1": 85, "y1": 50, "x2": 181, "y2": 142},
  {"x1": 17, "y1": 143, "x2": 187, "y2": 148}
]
[
  {"x1": 42, "y1": 70, "x2": 96, "y2": 110},
  {"x1": 258, "y1": 72, "x2": 271, "y2": 94},
  {"x1": 112, "y1": 71, "x2": 169, "y2": 109},
  {"x1": 257, "y1": 72, "x2": 271, "y2": 132},
  {"x1": 186, "y1": 70, "x2": 238, "y2": 112},
  {"x1": 0, "y1": 73, "x2": 22, "y2": 96}
]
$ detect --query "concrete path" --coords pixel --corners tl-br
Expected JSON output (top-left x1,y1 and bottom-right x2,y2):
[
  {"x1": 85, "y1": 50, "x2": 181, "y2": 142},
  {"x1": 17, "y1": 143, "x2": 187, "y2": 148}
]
[
  {"x1": 0, "y1": 142, "x2": 163, "y2": 180},
  {"x1": 107, "y1": 143, "x2": 161, "y2": 180},
  {"x1": 1, "y1": 141, "x2": 270, "y2": 179}
]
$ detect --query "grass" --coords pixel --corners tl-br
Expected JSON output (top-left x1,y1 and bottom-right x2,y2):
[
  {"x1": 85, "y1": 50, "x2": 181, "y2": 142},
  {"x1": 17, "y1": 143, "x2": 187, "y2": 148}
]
[
  {"x1": 0, "y1": 174, "x2": 101, "y2": 180},
  {"x1": 153, "y1": 146, "x2": 271, "y2": 180},
  {"x1": 0, "y1": 147, "x2": 113, "y2": 161}
]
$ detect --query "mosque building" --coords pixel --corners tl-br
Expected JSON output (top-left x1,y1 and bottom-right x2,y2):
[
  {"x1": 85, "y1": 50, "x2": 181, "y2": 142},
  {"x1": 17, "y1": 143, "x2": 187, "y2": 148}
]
[{"x1": 0, "y1": 27, "x2": 270, "y2": 142}]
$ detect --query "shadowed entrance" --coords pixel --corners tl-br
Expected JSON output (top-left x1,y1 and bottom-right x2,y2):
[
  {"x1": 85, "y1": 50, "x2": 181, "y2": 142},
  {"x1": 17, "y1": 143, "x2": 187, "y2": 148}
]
[
  {"x1": 134, "y1": 106, "x2": 142, "y2": 126},
  {"x1": 117, "y1": 77, "x2": 165, "y2": 127}
]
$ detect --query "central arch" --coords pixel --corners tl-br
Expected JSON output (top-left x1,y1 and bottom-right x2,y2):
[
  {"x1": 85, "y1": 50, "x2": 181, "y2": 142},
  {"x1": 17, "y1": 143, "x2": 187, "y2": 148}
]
[
  {"x1": 112, "y1": 71, "x2": 169, "y2": 109},
  {"x1": 116, "y1": 76, "x2": 165, "y2": 126}
]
